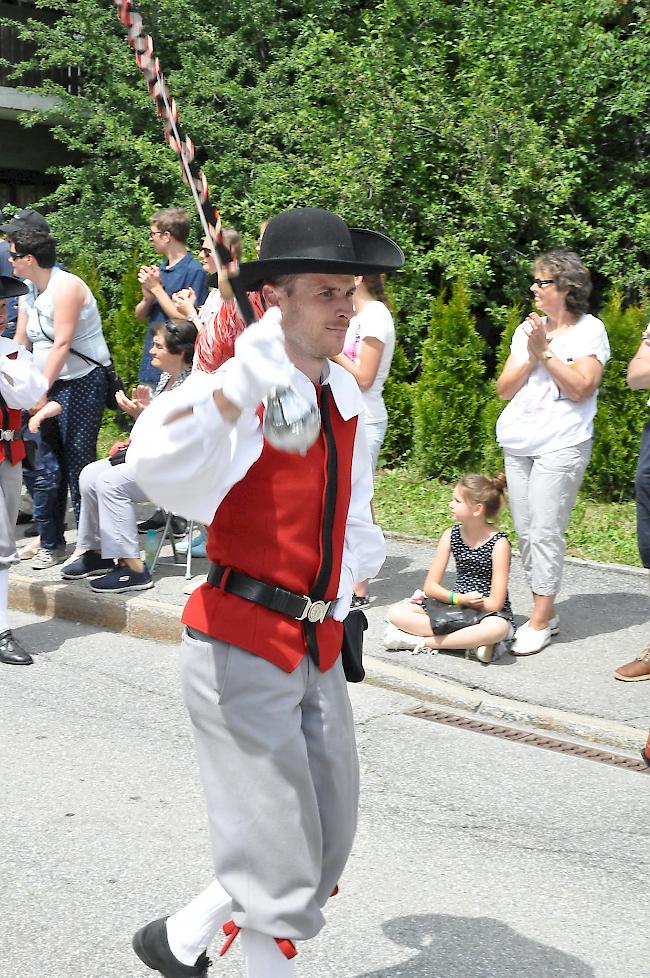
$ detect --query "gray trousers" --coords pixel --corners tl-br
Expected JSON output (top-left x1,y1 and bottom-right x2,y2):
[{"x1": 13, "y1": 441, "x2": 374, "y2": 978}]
[
  {"x1": 77, "y1": 458, "x2": 147, "y2": 560},
  {"x1": 504, "y1": 440, "x2": 591, "y2": 596},
  {"x1": 0, "y1": 460, "x2": 22, "y2": 569},
  {"x1": 180, "y1": 627, "x2": 359, "y2": 941}
]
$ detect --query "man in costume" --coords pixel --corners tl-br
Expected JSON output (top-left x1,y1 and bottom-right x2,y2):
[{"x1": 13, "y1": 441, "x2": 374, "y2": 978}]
[
  {"x1": 0, "y1": 274, "x2": 49, "y2": 665},
  {"x1": 127, "y1": 207, "x2": 404, "y2": 978}
]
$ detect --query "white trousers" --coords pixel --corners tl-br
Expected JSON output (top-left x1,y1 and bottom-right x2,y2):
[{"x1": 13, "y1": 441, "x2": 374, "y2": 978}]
[
  {"x1": 504, "y1": 440, "x2": 591, "y2": 596},
  {"x1": 77, "y1": 458, "x2": 147, "y2": 560},
  {"x1": 180, "y1": 627, "x2": 359, "y2": 941}
]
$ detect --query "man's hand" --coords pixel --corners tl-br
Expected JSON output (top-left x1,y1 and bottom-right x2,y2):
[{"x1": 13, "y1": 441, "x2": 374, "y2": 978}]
[
  {"x1": 138, "y1": 266, "x2": 161, "y2": 296},
  {"x1": 216, "y1": 307, "x2": 294, "y2": 412}
]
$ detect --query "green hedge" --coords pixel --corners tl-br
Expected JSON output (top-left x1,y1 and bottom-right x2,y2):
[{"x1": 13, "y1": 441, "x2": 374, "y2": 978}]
[{"x1": 413, "y1": 282, "x2": 488, "y2": 479}]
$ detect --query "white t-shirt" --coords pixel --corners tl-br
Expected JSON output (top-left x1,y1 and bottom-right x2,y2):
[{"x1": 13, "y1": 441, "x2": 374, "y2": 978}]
[
  {"x1": 342, "y1": 300, "x2": 395, "y2": 423},
  {"x1": 496, "y1": 313, "x2": 610, "y2": 456}
]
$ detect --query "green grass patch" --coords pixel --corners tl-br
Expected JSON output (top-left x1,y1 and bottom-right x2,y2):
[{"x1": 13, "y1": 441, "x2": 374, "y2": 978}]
[
  {"x1": 374, "y1": 467, "x2": 640, "y2": 567},
  {"x1": 97, "y1": 412, "x2": 132, "y2": 459}
]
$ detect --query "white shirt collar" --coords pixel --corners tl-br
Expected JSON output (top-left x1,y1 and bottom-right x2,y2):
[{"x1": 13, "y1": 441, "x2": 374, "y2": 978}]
[{"x1": 291, "y1": 360, "x2": 363, "y2": 422}]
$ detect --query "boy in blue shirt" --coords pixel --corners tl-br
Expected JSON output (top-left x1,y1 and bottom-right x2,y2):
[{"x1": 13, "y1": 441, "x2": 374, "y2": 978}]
[{"x1": 135, "y1": 207, "x2": 207, "y2": 387}]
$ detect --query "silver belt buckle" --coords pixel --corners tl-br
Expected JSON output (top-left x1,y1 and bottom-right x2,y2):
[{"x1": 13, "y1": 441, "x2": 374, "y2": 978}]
[
  {"x1": 297, "y1": 596, "x2": 331, "y2": 624},
  {"x1": 0, "y1": 430, "x2": 14, "y2": 441}
]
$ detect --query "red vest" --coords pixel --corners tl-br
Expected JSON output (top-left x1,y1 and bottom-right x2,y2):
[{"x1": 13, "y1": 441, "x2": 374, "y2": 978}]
[
  {"x1": 182, "y1": 388, "x2": 358, "y2": 673},
  {"x1": 0, "y1": 353, "x2": 25, "y2": 466}
]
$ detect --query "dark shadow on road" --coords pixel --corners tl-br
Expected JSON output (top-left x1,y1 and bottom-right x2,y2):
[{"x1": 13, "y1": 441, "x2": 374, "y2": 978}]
[
  {"x1": 355, "y1": 913, "x2": 594, "y2": 978},
  {"x1": 552, "y1": 591, "x2": 649, "y2": 642}
]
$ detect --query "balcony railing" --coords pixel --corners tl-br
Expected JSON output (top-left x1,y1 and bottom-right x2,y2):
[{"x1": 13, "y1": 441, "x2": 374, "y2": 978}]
[{"x1": 0, "y1": 0, "x2": 80, "y2": 95}]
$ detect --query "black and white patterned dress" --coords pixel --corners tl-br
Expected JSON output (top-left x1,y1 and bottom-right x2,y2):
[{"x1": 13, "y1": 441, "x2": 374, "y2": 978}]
[{"x1": 451, "y1": 523, "x2": 513, "y2": 620}]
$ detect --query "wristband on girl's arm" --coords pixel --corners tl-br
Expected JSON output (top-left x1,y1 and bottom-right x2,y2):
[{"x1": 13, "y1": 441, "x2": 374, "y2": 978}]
[{"x1": 449, "y1": 591, "x2": 460, "y2": 605}]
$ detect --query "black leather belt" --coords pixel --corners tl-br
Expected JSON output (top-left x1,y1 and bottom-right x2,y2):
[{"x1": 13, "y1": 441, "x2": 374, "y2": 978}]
[{"x1": 207, "y1": 563, "x2": 334, "y2": 625}]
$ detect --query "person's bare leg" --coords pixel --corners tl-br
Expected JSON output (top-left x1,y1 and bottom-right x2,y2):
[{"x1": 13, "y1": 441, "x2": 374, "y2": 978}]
[
  {"x1": 421, "y1": 616, "x2": 510, "y2": 652},
  {"x1": 124, "y1": 556, "x2": 146, "y2": 573},
  {"x1": 387, "y1": 602, "x2": 433, "y2": 637},
  {"x1": 528, "y1": 593, "x2": 555, "y2": 630}
]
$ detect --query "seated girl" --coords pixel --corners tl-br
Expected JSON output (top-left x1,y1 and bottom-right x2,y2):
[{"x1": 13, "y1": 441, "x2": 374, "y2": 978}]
[
  {"x1": 60, "y1": 319, "x2": 196, "y2": 593},
  {"x1": 384, "y1": 473, "x2": 515, "y2": 663}
]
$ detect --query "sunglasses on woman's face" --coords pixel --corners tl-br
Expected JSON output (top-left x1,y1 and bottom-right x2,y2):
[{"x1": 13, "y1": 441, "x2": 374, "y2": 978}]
[{"x1": 531, "y1": 278, "x2": 555, "y2": 288}]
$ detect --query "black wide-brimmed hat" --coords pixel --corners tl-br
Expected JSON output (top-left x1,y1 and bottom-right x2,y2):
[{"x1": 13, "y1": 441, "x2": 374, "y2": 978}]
[
  {"x1": 0, "y1": 275, "x2": 28, "y2": 300},
  {"x1": 237, "y1": 207, "x2": 405, "y2": 291}
]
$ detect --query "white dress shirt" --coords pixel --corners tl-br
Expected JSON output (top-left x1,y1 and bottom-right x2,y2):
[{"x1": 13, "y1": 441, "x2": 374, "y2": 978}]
[
  {"x1": 0, "y1": 337, "x2": 48, "y2": 411},
  {"x1": 127, "y1": 360, "x2": 386, "y2": 620}
]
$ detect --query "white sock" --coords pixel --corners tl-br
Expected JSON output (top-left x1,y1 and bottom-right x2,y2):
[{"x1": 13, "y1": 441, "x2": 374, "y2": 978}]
[
  {"x1": 0, "y1": 569, "x2": 10, "y2": 632},
  {"x1": 166, "y1": 880, "x2": 232, "y2": 966},
  {"x1": 241, "y1": 928, "x2": 296, "y2": 978}
]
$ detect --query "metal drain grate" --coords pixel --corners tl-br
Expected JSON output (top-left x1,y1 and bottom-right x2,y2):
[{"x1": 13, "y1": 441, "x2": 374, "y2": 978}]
[{"x1": 407, "y1": 707, "x2": 650, "y2": 773}]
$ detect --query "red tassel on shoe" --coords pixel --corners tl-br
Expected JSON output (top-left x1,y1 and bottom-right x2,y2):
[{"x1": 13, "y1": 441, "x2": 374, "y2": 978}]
[
  {"x1": 642, "y1": 730, "x2": 650, "y2": 766},
  {"x1": 219, "y1": 920, "x2": 241, "y2": 956},
  {"x1": 275, "y1": 938, "x2": 298, "y2": 959},
  {"x1": 219, "y1": 921, "x2": 297, "y2": 960},
  {"x1": 330, "y1": 885, "x2": 339, "y2": 897}
]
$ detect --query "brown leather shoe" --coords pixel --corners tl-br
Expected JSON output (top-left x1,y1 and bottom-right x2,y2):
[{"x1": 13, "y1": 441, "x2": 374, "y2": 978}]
[{"x1": 614, "y1": 647, "x2": 650, "y2": 681}]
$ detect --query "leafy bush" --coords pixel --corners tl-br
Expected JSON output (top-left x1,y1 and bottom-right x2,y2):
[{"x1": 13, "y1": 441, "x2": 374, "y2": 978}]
[
  {"x1": 413, "y1": 282, "x2": 488, "y2": 479},
  {"x1": 380, "y1": 343, "x2": 414, "y2": 467},
  {"x1": 583, "y1": 293, "x2": 648, "y2": 499},
  {"x1": 103, "y1": 252, "x2": 147, "y2": 393},
  {"x1": 481, "y1": 303, "x2": 523, "y2": 474}
]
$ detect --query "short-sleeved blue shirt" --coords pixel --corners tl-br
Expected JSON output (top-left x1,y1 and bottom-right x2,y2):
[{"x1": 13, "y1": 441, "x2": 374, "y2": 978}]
[{"x1": 139, "y1": 252, "x2": 207, "y2": 383}]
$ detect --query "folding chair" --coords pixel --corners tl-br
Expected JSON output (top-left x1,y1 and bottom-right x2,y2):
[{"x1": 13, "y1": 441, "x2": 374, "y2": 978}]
[{"x1": 149, "y1": 512, "x2": 196, "y2": 580}]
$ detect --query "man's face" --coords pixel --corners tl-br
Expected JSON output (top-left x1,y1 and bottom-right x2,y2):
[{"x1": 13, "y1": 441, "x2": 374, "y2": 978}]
[
  {"x1": 149, "y1": 224, "x2": 170, "y2": 256},
  {"x1": 265, "y1": 273, "x2": 356, "y2": 363},
  {"x1": 0, "y1": 298, "x2": 6, "y2": 328}
]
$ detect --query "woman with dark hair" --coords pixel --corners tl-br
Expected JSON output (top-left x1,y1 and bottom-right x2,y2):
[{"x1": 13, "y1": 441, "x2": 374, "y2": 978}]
[
  {"x1": 9, "y1": 226, "x2": 111, "y2": 568},
  {"x1": 333, "y1": 272, "x2": 395, "y2": 607},
  {"x1": 60, "y1": 319, "x2": 197, "y2": 593},
  {"x1": 495, "y1": 250, "x2": 610, "y2": 655}
]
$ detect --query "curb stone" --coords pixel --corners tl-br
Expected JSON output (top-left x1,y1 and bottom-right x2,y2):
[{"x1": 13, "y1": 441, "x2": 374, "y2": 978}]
[
  {"x1": 10, "y1": 571, "x2": 647, "y2": 754},
  {"x1": 363, "y1": 654, "x2": 648, "y2": 754}
]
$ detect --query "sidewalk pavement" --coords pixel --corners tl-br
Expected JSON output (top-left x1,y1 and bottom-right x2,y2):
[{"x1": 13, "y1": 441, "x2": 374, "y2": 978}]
[{"x1": 10, "y1": 517, "x2": 650, "y2": 753}]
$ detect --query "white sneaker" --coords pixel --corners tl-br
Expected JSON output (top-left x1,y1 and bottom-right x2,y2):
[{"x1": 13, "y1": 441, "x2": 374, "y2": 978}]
[
  {"x1": 511, "y1": 622, "x2": 551, "y2": 656},
  {"x1": 383, "y1": 623, "x2": 427, "y2": 654},
  {"x1": 31, "y1": 547, "x2": 66, "y2": 571},
  {"x1": 476, "y1": 643, "x2": 495, "y2": 663}
]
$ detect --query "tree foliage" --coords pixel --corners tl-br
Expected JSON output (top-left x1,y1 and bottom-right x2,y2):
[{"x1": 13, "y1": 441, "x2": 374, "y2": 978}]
[
  {"x1": 413, "y1": 282, "x2": 487, "y2": 479},
  {"x1": 583, "y1": 292, "x2": 648, "y2": 499},
  {"x1": 6, "y1": 0, "x2": 650, "y2": 346}
]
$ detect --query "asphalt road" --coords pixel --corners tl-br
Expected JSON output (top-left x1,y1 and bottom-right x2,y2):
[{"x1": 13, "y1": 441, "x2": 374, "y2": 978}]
[{"x1": 1, "y1": 609, "x2": 648, "y2": 978}]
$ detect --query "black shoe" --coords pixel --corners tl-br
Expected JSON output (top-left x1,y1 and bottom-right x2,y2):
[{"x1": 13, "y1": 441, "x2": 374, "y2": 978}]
[
  {"x1": 62, "y1": 551, "x2": 116, "y2": 580},
  {"x1": 170, "y1": 517, "x2": 187, "y2": 538},
  {"x1": 16, "y1": 511, "x2": 33, "y2": 525},
  {"x1": 0, "y1": 629, "x2": 33, "y2": 665},
  {"x1": 138, "y1": 510, "x2": 166, "y2": 533},
  {"x1": 132, "y1": 917, "x2": 211, "y2": 978},
  {"x1": 23, "y1": 524, "x2": 39, "y2": 538},
  {"x1": 90, "y1": 564, "x2": 154, "y2": 593}
]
